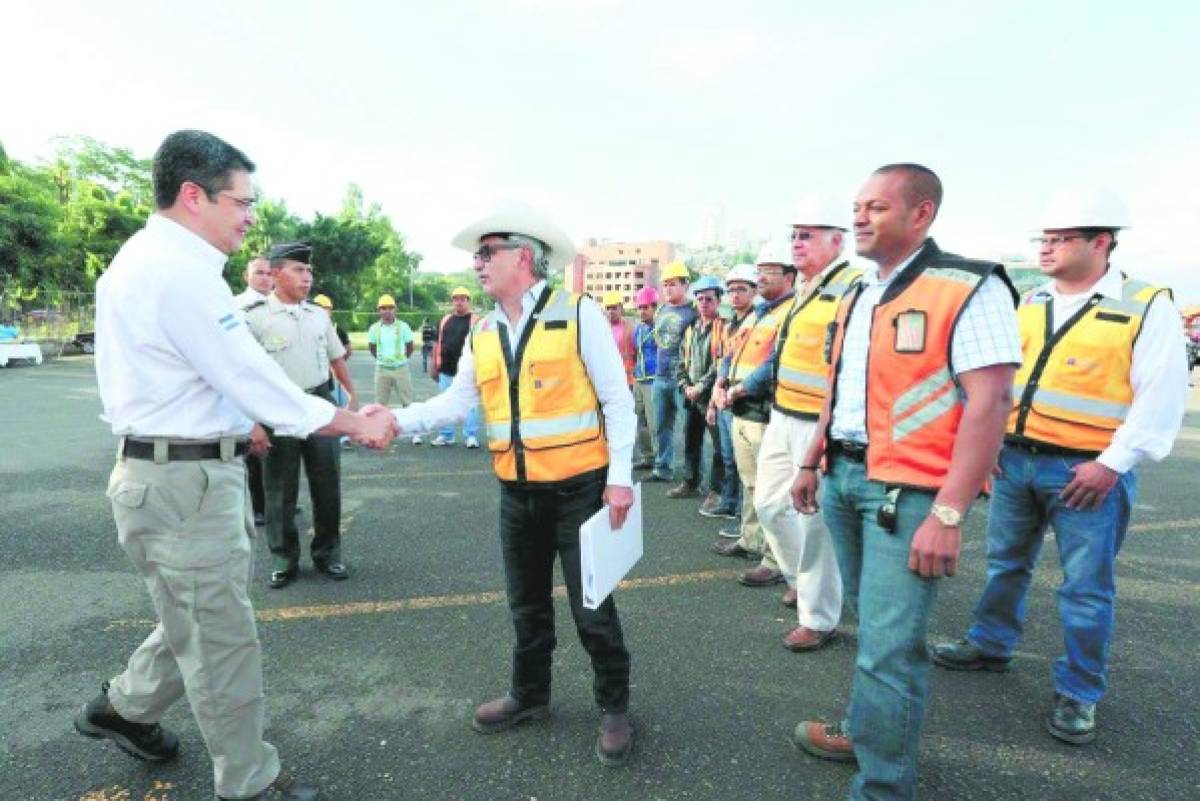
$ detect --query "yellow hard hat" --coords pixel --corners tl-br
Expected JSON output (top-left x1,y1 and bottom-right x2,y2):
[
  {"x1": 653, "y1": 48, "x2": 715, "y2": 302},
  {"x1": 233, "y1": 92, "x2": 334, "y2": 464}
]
[
  {"x1": 377, "y1": 294, "x2": 396, "y2": 308},
  {"x1": 601, "y1": 290, "x2": 623, "y2": 308},
  {"x1": 661, "y1": 261, "x2": 690, "y2": 282},
  {"x1": 312, "y1": 294, "x2": 333, "y2": 309},
  {"x1": 451, "y1": 286, "x2": 472, "y2": 299}
]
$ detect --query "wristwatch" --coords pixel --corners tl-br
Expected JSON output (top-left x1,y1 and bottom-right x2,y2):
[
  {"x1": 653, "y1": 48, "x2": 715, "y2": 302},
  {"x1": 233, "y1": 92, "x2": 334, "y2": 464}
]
[{"x1": 930, "y1": 503, "x2": 963, "y2": 528}]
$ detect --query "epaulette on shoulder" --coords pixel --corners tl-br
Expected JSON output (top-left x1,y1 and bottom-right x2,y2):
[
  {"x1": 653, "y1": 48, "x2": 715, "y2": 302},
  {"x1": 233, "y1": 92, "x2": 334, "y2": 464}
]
[{"x1": 242, "y1": 299, "x2": 267, "y2": 313}]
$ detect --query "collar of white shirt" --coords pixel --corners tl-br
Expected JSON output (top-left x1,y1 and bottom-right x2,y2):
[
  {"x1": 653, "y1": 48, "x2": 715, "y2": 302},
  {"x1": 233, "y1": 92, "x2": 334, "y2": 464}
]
[
  {"x1": 494, "y1": 279, "x2": 549, "y2": 326},
  {"x1": 1034, "y1": 266, "x2": 1123, "y2": 302},
  {"x1": 861, "y1": 239, "x2": 929, "y2": 290},
  {"x1": 147, "y1": 214, "x2": 227, "y2": 274}
]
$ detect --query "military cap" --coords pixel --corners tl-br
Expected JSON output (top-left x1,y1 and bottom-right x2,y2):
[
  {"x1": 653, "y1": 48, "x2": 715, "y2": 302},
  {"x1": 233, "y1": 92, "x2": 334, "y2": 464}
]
[{"x1": 268, "y1": 241, "x2": 313, "y2": 264}]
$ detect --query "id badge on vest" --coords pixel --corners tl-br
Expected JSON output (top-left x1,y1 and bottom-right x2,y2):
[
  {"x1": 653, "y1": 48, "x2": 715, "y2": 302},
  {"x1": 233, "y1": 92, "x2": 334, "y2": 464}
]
[{"x1": 894, "y1": 310, "x2": 926, "y2": 353}]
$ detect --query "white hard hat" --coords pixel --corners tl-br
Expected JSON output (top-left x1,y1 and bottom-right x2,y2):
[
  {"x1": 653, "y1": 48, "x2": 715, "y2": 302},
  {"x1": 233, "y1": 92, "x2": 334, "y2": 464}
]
[
  {"x1": 726, "y1": 263, "x2": 758, "y2": 286},
  {"x1": 789, "y1": 194, "x2": 849, "y2": 231},
  {"x1": 451, "y1": 200, "x2": 577, "y2": 272},
  {"x1": 1039, "y1": 186, "x2": 1131, "y2": 231},
  {"x1": 755, "y1": 238, "x2": 792, "y2": 267}
]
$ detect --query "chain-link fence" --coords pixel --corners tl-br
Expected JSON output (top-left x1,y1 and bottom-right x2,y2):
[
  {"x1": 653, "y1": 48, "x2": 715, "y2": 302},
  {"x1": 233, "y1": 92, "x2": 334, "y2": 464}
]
[{"x1": 0, "y1": 290, "x2": 96, "y2": 359}]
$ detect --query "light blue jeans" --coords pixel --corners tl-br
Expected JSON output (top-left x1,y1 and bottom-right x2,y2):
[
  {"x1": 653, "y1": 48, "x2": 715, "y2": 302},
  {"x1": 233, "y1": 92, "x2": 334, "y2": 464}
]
[
  {"x1": 437, "y1": 372, "x2": 480, "y2": 441},
  {"x1": 716, "y1": 409, "x2": 741, "y2": 511},
  {"x1": 822, "y1": 455, "x2": 937, "y2": 801},
  {"x1": 652, "y1": 376, "x2": 683, "y2": 478},
  {"x1": 966, "y1": 445, "x2": 1135, "y2": 705}
]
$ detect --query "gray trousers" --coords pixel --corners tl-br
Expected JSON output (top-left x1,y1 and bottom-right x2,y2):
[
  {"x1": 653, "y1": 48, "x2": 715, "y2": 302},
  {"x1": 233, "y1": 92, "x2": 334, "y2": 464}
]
[
  {"x1": 104, "y1": 449, "x2": 279, "y2": 799},
  {"x1": 633, "y1": 380, "x2": 656, "y2": 462}
]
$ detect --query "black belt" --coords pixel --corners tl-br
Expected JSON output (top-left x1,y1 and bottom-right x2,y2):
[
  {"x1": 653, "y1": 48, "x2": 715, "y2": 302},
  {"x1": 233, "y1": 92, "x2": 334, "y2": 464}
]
[
  {"x1": 123, "y1": 439, "x2": 248, "y2": 462},
  {"x1": 1004, "y1": 438, "x2": 1100, "y2": 459},
  {"x1": 306, "y1": 378, "x2": 334, "y2": 395},
  {"x1": 828, "y1": 439, "x2": 867, "y2": 462}
]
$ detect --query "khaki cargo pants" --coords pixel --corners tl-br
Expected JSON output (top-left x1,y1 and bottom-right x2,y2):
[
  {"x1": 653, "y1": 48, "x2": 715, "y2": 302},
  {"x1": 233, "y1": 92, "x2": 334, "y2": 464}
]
[
  {"x1": 375, "y1": 364, "x2": 414, "y2": 407},
  {"x1": 731, "y1": 416, "x2": 778, "y2": 570},
  {"x1": 104, "y1": 441, "x2": 279, "y2": 799}
]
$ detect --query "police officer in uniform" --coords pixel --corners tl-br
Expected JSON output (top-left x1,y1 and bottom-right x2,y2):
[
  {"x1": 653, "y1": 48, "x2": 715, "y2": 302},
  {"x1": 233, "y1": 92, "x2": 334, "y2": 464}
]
[
  {"x1": 234, "y1": 257, "x2": 273, "y2": 525},
  {"x1": 76, "y1": 129, "x2": 394, "y2": 801},
  {"x1": 390, "y1": 201, "x2": 637, "y2": 767},
  {"x1": 244, "y1": 242, "x2": 357, "y2": 588}
]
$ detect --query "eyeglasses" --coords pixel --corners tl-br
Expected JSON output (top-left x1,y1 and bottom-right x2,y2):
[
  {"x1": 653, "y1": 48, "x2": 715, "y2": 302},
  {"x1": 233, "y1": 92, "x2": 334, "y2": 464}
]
[
  {"x1": 789, "y1": 230, "x2": 813, "y2": 242},
  {"x1": 218, "y1": 191, "x2": 258, "y2": 211},
  {"x1": 726, "y1": 285, "x2": 753, "y2": 293},
  {"x1": 695, "y1": 294, "x2": 719, "y2": 302},
  {"x1": 1031, "y1": 234, "x2": 1086, "y2": 248},
  {"x1": 473, "y1": 243, "x2": 523, "y2": 262},
  {"x1": 756, "y1": 267, "x2": 786, "y2": 275}
]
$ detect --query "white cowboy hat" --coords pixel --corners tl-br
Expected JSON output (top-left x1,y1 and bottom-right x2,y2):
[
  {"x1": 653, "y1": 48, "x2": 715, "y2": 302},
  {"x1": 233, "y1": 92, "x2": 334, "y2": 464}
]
[{"x1": 451, "y1": 200, "x2": 577, "y2": 272}]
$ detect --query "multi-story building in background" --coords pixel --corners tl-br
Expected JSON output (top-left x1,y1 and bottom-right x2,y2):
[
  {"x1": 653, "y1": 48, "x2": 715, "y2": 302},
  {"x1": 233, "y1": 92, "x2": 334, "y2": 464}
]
[{"x1": 565, "y1": 239, "x2": 674, "y2": 306}]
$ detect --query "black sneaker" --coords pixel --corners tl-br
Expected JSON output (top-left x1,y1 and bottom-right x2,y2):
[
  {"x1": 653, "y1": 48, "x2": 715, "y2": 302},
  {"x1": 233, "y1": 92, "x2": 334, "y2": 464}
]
[
  {"x1": 1045, "y1": 693, "x2": 1096, "y2": 745},
  {"x1": 74, "y1": 682, "x2": 179, "y2": 762}
]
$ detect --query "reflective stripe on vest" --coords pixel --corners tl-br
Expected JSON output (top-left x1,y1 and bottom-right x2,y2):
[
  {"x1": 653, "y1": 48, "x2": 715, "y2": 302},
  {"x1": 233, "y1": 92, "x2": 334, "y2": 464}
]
[
  {"x1": 774, "y1": 263, "x2": 862, "y2": 417},
  {"x1": 1008, "y1": 276, "x2": 1165, "y2": 452},
  {"x1": 472, "y1": 289, "x2": 609, "y2": 483},
  {"x1": 728, "y1": 296, "x2": 796, "y2": 383},
  {"x1": 827, "y1": 256, "x2": 1006, "y2": 490}
]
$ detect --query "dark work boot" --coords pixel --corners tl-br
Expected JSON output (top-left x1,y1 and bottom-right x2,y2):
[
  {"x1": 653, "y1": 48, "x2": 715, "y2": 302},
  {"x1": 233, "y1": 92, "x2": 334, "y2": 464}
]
[
  {"x1": 930, "y1": 638, "x2": 1012, "y2": 672},
  {"x1": 595, "y1": 712, "x2": 634, "y2": 767},
  {"x1": 471, "y1": 695, "x2": 550, "y2": 734},
  {"x1": 1045, "y1": 693, "x2": 1096, "y2": 745},
  {"x1": 217, "y1": 771, "x2": 321, "y2": 800},
  {"x1": 74, "y1": 682, "x2": 179, "y2": 762}
]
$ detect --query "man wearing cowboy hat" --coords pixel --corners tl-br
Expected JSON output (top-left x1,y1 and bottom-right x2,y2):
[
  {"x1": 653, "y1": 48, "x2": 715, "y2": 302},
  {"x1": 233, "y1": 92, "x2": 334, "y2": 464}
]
[{"x1": 389, "y1": 201, "x2": 638, "y2": 767}]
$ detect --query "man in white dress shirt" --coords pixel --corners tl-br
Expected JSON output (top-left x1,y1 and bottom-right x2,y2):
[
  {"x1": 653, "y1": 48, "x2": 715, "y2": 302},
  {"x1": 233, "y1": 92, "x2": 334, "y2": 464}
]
[
  {"x1": 74, "y1": 129, "x2": 395, "y2": 801},
  {"x1": 390, "y1": 202, "x2": 638, "y2": 767},
  {"x1": 932, "y1": 187, "x2": 1187, "y2": 746}
]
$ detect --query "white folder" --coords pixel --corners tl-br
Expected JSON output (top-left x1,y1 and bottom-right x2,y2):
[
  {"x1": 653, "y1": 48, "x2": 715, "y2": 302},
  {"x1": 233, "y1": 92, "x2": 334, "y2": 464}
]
[{"x1": 580, "y1": 483, "x2": 644, "y2": 610}]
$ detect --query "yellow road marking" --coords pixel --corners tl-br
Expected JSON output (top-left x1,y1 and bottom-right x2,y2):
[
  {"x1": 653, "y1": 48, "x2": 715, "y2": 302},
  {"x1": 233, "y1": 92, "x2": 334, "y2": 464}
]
[
  {"x1": 104, "y1": 568, "x2": 742, "y2": 630},
  {"x1": 101, "y1": 517, "x2": 1199, "y2": 633}
]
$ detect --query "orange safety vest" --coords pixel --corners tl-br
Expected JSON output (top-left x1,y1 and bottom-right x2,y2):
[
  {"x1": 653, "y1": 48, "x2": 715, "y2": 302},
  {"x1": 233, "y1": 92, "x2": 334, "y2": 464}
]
[
  {"x1": 728, "y1": 294, "x2": 797, "y2": 383},
  {"x1": 1008, "y1": 275, "x2": 1168, "y2": 453},
  {"x1": 472, "y1": 288, "x2": 609, "y2": 483},
  {"x1": 434, "y1": 310, "x2": 480, "y2": 374},
  {"x1": 773, "y1": 262, "x2": 862, "y2": 419},
  {"x1": 826, "y1": 246, "x2": 1015, "y2": 490}
]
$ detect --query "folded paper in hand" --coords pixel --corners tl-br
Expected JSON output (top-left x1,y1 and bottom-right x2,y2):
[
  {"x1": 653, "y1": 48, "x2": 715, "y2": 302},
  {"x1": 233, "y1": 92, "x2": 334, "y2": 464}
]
[{"x1": 580, "y1": 483, "x2": 643, "y2": 610}]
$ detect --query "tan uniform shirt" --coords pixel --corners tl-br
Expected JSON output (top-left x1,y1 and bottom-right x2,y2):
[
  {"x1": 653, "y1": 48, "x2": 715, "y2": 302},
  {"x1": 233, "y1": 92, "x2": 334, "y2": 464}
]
[{"x1": 244, "y1": 293, "x2": 347, "y2": 391}]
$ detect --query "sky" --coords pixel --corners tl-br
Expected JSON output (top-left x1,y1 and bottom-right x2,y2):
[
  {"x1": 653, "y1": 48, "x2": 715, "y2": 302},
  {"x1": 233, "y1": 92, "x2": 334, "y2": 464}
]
[{"x1": 4, "y1": 0, "x2": 1199, "y2": 300}]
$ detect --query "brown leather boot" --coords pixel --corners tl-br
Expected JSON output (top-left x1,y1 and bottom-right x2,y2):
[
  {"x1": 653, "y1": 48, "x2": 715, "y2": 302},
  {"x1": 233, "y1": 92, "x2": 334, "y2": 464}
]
[
  {"x1": 595, "y1": 712, "x2": 634, "y2": 767},
  {"x1": 790, "y1": 720, "x2": 856, "y2": 763},
  {"x1": 783, "y1": 626, "x2": 836, "y2": 652},
  {"x1": 471, "y1": 695, "x2": 549, "y2": 734}
]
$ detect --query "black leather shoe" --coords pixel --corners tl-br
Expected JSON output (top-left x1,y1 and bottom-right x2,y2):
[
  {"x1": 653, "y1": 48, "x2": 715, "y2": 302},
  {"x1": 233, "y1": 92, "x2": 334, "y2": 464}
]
[
  {"x1": 74, "y1": 682, "x2": 179, "y2": 762},
  {"x1": 1045, "y1": 693, "x2": 1096, "y2": 745},
  {"x1": 315, "y1": 562, "x2": 349, "y2": 581},
  {"x1": 930, "y1": 638, "x2": 1011, "y2": 672},
  {"x1": 269, "y1": 570, "x2": 297, "y2": 589},
  {"x1": 217, "y1": 771, "x2": 321, "y2": 800}
]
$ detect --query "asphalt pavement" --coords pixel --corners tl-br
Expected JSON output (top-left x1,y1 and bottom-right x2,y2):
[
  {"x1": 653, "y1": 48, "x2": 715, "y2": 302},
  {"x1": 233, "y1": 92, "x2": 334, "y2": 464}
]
[{"x1": 1, "y1": 354, "x2": 1198, "y2": 801}]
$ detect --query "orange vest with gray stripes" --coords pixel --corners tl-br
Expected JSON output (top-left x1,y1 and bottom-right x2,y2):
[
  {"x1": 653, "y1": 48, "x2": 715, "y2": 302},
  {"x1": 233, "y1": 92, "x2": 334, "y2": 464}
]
[
  {"x1": 826, "y1": 251, "x2": 1014, "y2": 490},
  {"x1": 472, "y1": 288, "x2": 609, "y2": 483},
  {"x1": 1008, "y1": 275, "x2": 1169, "y2": 454},
  {"x1": 773, "y1": 262, "x2": 862, "y2": 419}
]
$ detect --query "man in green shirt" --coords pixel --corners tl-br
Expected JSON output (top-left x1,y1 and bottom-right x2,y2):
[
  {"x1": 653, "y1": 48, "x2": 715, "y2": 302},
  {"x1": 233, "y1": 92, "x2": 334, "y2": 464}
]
[{"x1": 368, "y1": 294, "x2": 421, "y2": 445}]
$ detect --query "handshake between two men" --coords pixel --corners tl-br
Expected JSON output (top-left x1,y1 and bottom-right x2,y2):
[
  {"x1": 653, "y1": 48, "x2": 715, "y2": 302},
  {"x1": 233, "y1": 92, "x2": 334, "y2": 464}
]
[{"x1": 246, "y1": 404, "x2": 400, "y2": 455}]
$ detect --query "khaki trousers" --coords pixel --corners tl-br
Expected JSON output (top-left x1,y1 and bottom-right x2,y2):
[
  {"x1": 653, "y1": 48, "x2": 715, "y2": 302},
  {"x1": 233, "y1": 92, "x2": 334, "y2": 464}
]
[
  {"x1": 375, "y1": 364, "x2": 414, "y2": 407},
  {"x1": 731, "y1": 416, "x2": 777, "y2": 570},
  {"x1": 104, "y1": 449, "x2": 279, "y2": 800},
  {"x1": 755, "y1": 410, "x2": 843, "y2": 630},
  {"x1": 633, "y1": 380, "x2": 656, "y2": 462}
]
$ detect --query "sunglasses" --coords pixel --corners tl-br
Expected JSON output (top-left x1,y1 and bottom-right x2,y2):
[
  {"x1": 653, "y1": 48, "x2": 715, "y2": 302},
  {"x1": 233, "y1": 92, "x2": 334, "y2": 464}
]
[{"x1": 473, "y1": 243, "x2": 523, "y2": 262}]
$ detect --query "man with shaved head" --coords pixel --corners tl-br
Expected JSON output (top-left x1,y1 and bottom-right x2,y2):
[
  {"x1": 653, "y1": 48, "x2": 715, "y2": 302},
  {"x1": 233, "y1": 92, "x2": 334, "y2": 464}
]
[{"x1": 789, "y1": 164, "x2": 1021, "y2": 800}]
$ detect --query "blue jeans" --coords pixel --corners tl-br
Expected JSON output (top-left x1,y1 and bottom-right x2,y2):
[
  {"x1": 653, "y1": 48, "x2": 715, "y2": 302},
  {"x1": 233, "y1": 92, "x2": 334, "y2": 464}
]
[
  {"x1": 438, "y1": 372, "x2": 480, "y2": 441},
  {"x1": 822, "y1": 455, "x2": 937, "y2": 801},
  {"x1": 716, "y1": 409, "x2": 741, "y2": 510},
  {"x1": 966, "y1": 445, "x2": 1135, "y2": 705},
  {"x1": 652, "y1": 377, "x2": 683, "y2": 478}
]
